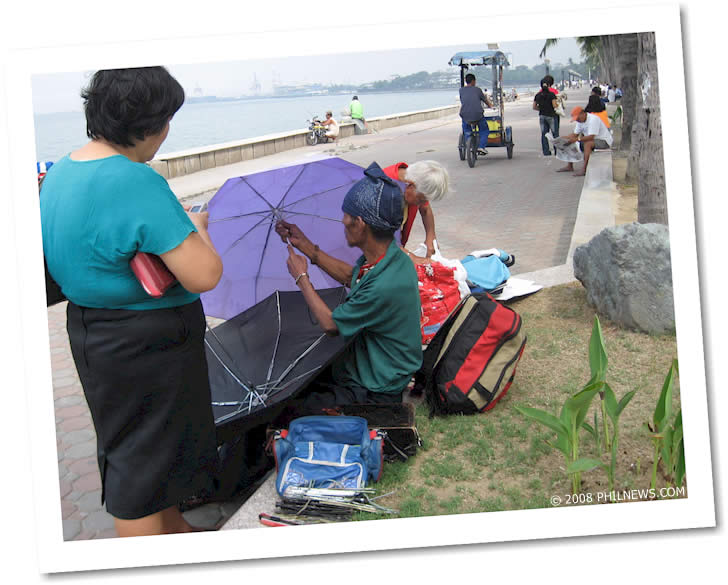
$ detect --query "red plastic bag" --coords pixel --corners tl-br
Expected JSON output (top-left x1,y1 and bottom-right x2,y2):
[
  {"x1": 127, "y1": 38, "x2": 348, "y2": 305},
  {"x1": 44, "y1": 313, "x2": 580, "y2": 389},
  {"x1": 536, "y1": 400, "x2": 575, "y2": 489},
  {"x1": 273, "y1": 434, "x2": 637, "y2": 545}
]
[{"x1": 417, "y1": 262, "x2": 462, "y2": 344}]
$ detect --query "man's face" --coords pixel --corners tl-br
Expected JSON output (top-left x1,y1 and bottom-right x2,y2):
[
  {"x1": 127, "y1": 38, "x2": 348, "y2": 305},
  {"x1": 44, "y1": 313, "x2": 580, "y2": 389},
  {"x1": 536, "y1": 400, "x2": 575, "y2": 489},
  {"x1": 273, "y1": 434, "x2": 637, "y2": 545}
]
[
  {"x1": 578, "y1": 112, "x2": 588, "y2": 123},
  {"x1": 342, "y1": 212, "x2": 364, "y2": 248}
]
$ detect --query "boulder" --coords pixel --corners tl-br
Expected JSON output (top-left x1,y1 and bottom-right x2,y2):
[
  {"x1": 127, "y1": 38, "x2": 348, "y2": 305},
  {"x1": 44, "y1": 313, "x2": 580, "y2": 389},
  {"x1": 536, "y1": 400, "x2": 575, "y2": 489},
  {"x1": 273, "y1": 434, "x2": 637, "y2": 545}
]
[{"x1": 572, "y1": 222, "x2": 674, "y2": 334}]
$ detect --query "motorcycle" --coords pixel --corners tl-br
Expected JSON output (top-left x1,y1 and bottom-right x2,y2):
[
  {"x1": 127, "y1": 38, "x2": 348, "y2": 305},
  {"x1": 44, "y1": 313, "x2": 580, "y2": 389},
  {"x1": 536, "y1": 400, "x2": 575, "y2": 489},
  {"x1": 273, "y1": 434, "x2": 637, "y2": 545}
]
[{"x1": 306, "y1": 117, "x2": 329, "y2": 146}]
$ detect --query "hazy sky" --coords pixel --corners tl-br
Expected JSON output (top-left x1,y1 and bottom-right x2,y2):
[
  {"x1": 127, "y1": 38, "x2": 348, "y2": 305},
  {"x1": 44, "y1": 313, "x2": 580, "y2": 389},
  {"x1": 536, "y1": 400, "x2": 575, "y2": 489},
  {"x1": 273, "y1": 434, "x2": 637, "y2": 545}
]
[{"x1": 32, "y1": 38, "x2": 581, "y2": 114}]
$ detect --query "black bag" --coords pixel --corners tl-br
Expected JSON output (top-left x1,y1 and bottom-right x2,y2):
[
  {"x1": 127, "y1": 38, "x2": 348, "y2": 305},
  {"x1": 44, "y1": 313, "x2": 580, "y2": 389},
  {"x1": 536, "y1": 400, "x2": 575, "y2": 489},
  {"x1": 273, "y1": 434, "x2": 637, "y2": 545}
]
[
  {"x1": 39, "y1": 174, "x2": 67, "y2": 307},
  {"x1": 415, "y1": 293, "x2": 526, "y2": 416},
  {"x1": 337, "y1": 402, "x2": 421, "y2": 461},
  {"x1": 44, "y1": 256, "x2": 66, "y2": 306}
]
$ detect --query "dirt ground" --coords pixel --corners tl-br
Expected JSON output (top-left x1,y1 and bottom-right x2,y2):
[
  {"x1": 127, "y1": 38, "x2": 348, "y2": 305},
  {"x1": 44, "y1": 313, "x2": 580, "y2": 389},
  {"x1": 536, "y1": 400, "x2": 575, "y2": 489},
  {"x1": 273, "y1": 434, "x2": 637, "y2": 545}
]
[{"x1": 613, "y1": 154, "x2": 638, "y2": 224}]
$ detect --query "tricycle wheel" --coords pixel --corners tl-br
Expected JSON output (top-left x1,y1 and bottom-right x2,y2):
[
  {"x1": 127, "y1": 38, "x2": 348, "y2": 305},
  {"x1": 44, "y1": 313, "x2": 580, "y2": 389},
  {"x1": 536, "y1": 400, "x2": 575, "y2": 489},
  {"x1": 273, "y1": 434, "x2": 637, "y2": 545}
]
[
  {"x1": 458, "y1": 133, "x2": 466, "y2": 161},
  {"x1": 306, "y1": 131, "x2": 318, "y2": 146},
  {"x1": 507, "y1": 143, "x2": 514, "y2": 159},
  {"x1": 467, "y1": 133, "x2": 478, "y2": 168}
]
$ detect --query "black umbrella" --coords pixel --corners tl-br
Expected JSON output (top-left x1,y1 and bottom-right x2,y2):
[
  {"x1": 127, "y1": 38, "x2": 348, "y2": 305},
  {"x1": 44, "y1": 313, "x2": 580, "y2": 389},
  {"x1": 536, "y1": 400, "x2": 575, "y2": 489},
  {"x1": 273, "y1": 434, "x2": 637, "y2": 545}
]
[{"x1": 206, "y1": 286, "x2": 349, "y2": 444}]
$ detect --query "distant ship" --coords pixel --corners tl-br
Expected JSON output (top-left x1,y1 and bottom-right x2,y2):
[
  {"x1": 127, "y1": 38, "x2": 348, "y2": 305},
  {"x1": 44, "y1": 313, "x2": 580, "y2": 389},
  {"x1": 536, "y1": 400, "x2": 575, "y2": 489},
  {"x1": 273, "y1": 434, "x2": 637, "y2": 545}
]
[
  {"x1": 186, "y1": 82, "x2": 219, "y2": 104},
  {"x1": 250, "y1": 74, "x2": 261, "y2": 96}
]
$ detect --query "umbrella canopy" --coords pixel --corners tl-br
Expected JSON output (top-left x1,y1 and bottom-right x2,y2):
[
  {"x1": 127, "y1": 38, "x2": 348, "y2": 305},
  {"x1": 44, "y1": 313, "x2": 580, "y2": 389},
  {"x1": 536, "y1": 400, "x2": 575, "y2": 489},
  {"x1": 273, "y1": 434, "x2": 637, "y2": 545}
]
[
  {"x1": 201, "y1": 157, "x2": 370, "y2": 320},
  {"x1": 207, "y1": 286, "x2": 349, "y2": 443}
]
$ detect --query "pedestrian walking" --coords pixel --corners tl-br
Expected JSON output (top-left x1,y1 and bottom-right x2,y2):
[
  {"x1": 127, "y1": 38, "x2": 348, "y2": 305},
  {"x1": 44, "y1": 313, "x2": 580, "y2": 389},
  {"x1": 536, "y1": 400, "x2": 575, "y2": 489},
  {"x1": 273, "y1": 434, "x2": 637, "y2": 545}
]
[{"x1": 533, "y1": 77, "x2": 560, "y2": 156}]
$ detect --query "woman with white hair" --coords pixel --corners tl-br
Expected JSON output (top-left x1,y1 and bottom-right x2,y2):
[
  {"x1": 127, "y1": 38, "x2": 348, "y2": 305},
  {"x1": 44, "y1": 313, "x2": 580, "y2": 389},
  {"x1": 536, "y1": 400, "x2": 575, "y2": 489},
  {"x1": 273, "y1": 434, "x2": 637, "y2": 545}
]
[{"x1": 382, "y1": 160, "x2": 450, "y2": 260}]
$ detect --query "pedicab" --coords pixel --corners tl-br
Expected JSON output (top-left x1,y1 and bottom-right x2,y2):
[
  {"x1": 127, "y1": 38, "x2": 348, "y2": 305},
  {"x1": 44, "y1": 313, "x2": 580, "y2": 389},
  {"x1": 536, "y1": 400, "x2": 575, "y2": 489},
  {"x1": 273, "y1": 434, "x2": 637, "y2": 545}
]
[{"x1": 449, "y1": 50, "x2": 514, "y2": 167}]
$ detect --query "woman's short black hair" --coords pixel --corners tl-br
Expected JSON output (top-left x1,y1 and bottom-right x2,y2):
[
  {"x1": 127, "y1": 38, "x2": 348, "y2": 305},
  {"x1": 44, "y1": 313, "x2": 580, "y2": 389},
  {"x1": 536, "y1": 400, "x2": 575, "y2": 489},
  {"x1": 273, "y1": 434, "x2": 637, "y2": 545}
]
[
  {"x1": 585, "y1": 94, "x2": 606, "y2": 113},
  {"x1": 82, "y1": 66, "x2": 185, "y2": 147}
]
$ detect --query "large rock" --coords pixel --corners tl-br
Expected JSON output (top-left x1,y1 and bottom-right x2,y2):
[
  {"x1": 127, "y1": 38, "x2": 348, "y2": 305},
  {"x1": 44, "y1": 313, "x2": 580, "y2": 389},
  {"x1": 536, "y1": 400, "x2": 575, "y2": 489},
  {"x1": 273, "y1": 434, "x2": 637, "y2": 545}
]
[{"x1": 573, "y1": 222, "x2": 674, "y2": 334}]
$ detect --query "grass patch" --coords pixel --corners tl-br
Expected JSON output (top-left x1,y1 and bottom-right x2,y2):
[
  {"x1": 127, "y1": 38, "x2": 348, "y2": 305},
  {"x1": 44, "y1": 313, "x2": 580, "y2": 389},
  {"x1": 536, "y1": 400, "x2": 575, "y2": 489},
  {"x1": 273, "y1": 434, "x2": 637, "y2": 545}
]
[{"x1": 362, "y1": 282, "x2": 682, "y2": 520}]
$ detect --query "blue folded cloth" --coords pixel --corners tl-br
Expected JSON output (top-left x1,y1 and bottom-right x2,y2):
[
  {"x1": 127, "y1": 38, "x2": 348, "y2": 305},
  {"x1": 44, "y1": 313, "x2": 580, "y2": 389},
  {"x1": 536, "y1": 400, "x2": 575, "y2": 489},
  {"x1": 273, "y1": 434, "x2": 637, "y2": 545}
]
[{"x1": 461, "y1": 254, "x2": 511, "y2": 291}]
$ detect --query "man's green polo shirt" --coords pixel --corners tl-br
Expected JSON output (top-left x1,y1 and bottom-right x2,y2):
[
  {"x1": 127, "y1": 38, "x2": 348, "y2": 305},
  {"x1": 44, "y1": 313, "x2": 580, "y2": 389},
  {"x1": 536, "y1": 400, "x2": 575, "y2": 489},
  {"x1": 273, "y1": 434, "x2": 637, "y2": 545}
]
[
  {"x1": 331, "y1": 239, "x2": 422, "y2": 394},
  {"x1": 350, "y1": 100, "x2": 364, "y2": 120}
]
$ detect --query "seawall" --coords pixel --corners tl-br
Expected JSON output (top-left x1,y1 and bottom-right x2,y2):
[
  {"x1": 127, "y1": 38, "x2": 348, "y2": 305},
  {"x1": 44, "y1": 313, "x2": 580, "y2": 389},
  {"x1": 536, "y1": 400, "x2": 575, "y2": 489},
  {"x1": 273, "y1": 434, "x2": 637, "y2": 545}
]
[{"x1": 149, "y1": 104, "x2": 459, "y2": 180}]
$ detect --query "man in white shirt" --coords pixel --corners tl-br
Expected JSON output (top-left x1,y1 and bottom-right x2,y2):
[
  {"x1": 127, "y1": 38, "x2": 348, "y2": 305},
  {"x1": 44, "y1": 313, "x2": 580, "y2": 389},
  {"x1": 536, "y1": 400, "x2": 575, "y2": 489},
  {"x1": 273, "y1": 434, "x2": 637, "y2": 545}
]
[
  {"x1": 607, "y1": 85, "x2": 617, "y2": 102},
  {"x1": 557, "y1": 106, "x2": 613, "y2": 176},
  {"x1": 320, "y1": 110, "x2": 339, "y2": 141}
]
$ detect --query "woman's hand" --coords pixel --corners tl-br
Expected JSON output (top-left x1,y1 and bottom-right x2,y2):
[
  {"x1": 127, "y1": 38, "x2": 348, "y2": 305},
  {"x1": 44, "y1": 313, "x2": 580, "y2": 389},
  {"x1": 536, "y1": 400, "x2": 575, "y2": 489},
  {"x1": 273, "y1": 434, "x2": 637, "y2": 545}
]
[
  {"x1": 286, "y1": 245, "x2": 309, "y2": 281},
  {"x1": 186, "y1": 210, "x2": 210, "y2": 231}
]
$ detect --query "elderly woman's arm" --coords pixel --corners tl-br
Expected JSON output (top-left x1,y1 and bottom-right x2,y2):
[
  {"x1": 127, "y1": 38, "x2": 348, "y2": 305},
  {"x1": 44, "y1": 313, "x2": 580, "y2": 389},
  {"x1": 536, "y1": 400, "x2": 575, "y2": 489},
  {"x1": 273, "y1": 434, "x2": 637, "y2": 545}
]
[
  {"x1": 419, "y1": 204, "x2": 437, "y2": 257},
  {"x1": 161, "y1": 213, "x2": 223, "y2": 293}
]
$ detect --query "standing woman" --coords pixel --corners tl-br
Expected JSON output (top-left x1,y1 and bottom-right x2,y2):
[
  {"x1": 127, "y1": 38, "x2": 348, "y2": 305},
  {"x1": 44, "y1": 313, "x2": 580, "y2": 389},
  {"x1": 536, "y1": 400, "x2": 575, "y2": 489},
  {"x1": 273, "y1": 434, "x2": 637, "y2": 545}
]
[
  {"x1": 40, "y1": 67, "x2": 223, "y2": 537},
  {"x1": 533, "y1": 77, "x2": 560, "y2": 156}
]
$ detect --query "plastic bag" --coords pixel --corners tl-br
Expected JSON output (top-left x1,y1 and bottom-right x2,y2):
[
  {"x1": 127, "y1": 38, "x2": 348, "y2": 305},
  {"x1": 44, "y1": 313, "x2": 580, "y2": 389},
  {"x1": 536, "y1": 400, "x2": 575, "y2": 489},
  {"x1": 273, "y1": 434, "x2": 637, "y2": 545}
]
[{"x1": 412, "y1": 240, "x2": 470, "y2": 299}]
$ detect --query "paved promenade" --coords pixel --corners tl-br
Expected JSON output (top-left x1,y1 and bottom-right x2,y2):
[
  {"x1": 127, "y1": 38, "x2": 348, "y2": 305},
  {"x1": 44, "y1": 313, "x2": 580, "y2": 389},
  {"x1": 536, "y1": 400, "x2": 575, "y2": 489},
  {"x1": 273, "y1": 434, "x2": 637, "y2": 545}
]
[{"x1": 50, "y1": 87, "x2": 614, "y2": 539}]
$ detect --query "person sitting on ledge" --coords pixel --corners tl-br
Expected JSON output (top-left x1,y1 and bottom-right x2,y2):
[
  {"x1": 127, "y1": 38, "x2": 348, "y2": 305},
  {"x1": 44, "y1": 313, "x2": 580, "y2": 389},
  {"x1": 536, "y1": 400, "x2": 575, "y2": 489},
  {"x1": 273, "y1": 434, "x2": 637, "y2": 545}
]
[
  {"x1": 275, "y1": 162, "x2": 422, "y2": 411},
  {"x1": 557, "y1": 106, "x2": 613, "y2": 177}
]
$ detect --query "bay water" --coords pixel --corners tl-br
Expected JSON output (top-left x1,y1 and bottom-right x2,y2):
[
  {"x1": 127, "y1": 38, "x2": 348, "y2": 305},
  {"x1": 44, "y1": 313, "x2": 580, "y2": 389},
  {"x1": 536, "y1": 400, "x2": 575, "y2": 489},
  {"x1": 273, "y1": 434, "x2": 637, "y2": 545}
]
[{"x1": 34, "y1": 87, "x2": 537, "y2": 163}]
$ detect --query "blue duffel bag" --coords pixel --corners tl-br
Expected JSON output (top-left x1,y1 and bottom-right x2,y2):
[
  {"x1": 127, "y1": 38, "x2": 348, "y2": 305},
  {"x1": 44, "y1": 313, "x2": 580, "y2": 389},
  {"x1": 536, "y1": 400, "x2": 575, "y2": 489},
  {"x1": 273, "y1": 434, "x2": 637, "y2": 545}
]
[{"x1": 273, "y1": 416, "x2": 384, "y2": 496}]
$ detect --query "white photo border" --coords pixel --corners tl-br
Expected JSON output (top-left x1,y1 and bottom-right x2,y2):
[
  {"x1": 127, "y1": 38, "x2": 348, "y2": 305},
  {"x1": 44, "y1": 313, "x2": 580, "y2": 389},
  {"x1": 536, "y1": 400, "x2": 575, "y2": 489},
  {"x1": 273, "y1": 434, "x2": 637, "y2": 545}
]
[{"x1": 2, "y1": 2, "x2": 715, "y2": 574}]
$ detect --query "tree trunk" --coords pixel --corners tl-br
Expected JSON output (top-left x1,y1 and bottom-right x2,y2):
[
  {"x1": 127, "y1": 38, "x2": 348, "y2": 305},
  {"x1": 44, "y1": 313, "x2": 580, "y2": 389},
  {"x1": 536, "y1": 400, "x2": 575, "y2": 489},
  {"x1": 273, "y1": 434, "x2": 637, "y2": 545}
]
[
  {"x1": 615, "y1": 34, "x2": 638, "y2": 154},
  {"x1": 599, "y1": 34, "x2": 638, "y2": 156},
  {"x1": 631, "y1": 32, "x2": 668, "y2": 224}
]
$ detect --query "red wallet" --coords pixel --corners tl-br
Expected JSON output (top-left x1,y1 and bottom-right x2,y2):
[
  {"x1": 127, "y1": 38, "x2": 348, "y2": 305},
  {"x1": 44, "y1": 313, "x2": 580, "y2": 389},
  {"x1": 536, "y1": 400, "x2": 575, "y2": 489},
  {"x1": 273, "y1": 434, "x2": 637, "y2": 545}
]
[{"x1": 130, "y1": 252, "x2": 177, "y2": 298}]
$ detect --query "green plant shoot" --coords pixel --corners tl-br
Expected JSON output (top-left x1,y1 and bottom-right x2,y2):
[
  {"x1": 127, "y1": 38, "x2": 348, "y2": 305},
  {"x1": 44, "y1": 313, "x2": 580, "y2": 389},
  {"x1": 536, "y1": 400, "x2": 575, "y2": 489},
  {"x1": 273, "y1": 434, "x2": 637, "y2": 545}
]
[{"x1": 647, "y1": 359, "x2": 683, "y2": 491}]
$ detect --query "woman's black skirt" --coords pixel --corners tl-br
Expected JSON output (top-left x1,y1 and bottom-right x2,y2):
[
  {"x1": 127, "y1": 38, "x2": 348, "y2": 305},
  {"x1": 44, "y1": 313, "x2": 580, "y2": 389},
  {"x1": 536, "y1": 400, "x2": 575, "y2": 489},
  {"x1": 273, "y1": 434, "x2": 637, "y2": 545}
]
[{"x1": 66, "y1": 299, "x2": 219, "y2": 520}]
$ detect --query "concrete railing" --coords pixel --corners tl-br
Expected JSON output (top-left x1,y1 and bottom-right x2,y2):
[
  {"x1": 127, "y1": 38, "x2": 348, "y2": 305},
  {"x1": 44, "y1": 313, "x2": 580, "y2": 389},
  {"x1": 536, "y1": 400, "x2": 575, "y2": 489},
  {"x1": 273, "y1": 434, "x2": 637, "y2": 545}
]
[{"x1": 149, "y1": 104, "x2": 459, "y2": 180}]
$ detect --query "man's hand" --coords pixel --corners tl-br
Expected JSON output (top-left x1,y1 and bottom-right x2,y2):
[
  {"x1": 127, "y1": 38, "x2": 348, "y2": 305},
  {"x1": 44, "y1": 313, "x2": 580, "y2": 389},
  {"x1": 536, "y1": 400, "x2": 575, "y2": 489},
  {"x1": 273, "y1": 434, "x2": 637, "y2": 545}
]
[
  {"x1": 286, "y1": 244, "x2": 309, "y2": 281},
  {"x1": 276, "y1": 220, "x2": 310, "y2": 250}
]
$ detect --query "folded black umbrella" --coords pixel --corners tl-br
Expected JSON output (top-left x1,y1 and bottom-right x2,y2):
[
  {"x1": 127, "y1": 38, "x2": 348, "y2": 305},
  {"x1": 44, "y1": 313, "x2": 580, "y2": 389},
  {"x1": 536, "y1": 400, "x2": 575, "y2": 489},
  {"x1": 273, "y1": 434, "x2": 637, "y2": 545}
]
[{"x1": 206, "y1": 286, "x2": 348, "y2": 444}]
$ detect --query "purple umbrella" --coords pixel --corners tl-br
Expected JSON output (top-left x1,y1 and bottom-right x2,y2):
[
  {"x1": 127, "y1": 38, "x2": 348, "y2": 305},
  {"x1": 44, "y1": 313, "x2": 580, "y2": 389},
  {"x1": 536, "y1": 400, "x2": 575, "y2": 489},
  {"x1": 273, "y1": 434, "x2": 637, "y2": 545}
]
[{"x1": 201, "y1": 157, "x2": 371, "y2": 320}]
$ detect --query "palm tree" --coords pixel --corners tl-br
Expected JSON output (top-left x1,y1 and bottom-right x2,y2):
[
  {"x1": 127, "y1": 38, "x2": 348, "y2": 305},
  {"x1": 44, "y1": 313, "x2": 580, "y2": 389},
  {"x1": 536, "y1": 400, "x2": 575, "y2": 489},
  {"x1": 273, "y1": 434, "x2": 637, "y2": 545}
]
[
  {"x1": 541, "y1": 35, "x2": 666, "y2": 224},
  {"x1": 631, "y1": 32, "x2": 667, "y2": 224}
]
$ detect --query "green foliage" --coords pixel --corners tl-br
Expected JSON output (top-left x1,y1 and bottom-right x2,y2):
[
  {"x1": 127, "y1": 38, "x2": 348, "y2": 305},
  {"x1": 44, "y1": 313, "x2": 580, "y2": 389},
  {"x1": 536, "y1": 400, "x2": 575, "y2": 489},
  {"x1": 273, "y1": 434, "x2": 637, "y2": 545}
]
[
  {"x1": 646, "y1": 360, "x2": 685, "y2": 489},
  {"x1": 609, "y1": 105, "x2": 623, "y2": 125},
  {"x1": 515, "y1": 382, "x2": 602, "y2": 494},
  {"x1": 515, "y1": 316, "x2": 638, "y2": 496}
]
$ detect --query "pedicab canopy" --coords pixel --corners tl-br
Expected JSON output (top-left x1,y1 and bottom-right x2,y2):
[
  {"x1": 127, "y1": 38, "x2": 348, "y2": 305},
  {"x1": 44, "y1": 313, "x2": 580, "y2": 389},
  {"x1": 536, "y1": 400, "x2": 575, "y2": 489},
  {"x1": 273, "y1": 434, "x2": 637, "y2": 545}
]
[{"x1": 448, "y1": 50, "x2": 510, "y2": 68}]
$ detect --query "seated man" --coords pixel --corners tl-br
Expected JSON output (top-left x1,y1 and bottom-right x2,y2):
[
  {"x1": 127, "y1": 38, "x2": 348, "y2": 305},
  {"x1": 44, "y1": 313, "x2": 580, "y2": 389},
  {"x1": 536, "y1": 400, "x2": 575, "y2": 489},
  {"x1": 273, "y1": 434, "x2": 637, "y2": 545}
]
[
  {"x1": 557, "y1": 106, "x2": 613, "y2": 177},
  {"x1": 275, "y1": 162, "x2": 422, "y2": 411},
  {"x1": 320, "y1": 110, "x2": 339, "y2": 142},
  {"x1": 382, "y1": 160, "x2": 450, "y2": 259},
  {"x1": 349, "y1": 95, "x2": 365, "y2": 122},
  {"x1": 459, "y1": 73, "x2": 494, "y2": 156}
]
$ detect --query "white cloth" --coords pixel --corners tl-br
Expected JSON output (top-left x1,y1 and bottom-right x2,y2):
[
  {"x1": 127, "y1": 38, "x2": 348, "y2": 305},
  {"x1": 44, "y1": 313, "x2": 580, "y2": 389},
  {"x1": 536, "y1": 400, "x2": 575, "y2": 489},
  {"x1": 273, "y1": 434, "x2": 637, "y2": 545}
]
[
  {"x1": 574, "y1": 113, "x2": 613, "y2": 146},
  {"x1": 607, "y1": 88, "x2": 616, "y2": 102}
]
